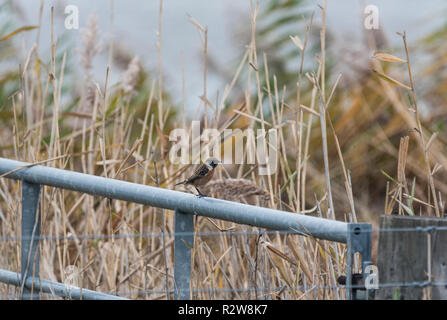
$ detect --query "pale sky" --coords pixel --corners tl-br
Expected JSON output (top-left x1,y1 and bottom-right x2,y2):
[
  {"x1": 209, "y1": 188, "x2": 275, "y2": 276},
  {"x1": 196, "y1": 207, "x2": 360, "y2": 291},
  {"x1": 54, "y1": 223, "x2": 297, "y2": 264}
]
[{"x1": 13, "y1": 0, "x2": 447, "y2": 110}]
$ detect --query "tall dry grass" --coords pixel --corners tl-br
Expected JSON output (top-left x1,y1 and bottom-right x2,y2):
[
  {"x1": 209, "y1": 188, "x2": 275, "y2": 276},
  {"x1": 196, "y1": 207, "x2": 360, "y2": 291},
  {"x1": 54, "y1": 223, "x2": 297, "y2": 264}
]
[{"x1": 0, "y1": 0, "x2": 446, "y2": 300}]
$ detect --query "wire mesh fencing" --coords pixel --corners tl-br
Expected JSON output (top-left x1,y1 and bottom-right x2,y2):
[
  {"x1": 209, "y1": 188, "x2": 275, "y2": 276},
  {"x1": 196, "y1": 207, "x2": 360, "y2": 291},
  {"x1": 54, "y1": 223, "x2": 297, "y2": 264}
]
[
  {"x1": 0, "y1": 224, "x2": 446, "y2": 300},
  {"x1": 0, "y1": 227, "x2": 350, "y2": 300}
]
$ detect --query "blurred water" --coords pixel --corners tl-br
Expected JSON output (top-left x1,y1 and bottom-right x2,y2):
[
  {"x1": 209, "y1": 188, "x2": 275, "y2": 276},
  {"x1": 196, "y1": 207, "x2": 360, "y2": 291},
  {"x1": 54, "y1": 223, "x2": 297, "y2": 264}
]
[{"x1": 12, "y1": 0, "x2": 447, "y2": 112}]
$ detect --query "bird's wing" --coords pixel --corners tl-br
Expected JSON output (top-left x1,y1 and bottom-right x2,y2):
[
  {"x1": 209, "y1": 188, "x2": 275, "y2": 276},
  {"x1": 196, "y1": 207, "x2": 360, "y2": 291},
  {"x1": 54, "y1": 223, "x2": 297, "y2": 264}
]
[{"x1": 186, "y1": 164, "x2": 208, "y2": 184}]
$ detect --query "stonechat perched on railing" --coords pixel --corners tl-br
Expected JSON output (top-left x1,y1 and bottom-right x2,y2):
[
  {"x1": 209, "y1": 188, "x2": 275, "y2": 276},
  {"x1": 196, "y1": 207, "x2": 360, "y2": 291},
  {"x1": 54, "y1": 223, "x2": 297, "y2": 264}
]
[{"x1": 175, "y1": 157, "x2": 221, "y2": 197}]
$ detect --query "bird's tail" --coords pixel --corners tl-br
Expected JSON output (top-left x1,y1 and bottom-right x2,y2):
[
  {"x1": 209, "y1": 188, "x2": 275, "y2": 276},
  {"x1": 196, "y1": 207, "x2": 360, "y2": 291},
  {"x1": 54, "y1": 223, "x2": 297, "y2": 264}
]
[{"x1": 175, "y1": 180, "x2": 186, "y2": 186}]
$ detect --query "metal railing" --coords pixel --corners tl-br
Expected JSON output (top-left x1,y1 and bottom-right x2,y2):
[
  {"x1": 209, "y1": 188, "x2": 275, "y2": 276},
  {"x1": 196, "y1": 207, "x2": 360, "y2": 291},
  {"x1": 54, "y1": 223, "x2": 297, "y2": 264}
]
[{"x1": 0, "y1": 157, "x2": 372, "y2": 300}]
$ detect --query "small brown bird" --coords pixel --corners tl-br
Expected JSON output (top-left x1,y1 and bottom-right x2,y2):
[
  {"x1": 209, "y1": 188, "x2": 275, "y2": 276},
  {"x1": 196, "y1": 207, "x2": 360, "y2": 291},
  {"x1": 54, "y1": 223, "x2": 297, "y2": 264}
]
[{"x1": 175, "y1": 157, "x2": 221, "y2": 197}]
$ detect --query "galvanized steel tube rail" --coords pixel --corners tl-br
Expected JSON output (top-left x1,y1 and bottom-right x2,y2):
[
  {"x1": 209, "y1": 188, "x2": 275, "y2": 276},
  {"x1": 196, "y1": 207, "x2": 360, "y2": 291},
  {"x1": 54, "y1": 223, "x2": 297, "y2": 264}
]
[
  {"x1": 0, "y1": 269, "x2": 127, "y2": 300},
  {"x1": 0, "y1": 158, "x2": 348, "y2": 243}
]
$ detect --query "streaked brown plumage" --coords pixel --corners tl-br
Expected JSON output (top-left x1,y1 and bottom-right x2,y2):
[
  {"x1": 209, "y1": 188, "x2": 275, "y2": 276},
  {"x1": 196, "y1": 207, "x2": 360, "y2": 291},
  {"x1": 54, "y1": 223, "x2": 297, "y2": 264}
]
[{"x1": 175, "y1": 157, "x2": 221, "y2": 197}]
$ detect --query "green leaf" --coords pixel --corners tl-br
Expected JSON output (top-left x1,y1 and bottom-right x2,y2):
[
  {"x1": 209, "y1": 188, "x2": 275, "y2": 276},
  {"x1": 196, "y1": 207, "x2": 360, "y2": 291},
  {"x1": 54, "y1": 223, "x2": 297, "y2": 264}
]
[
  {"x1": 181, "y1": 238, "x2": 193, "y2": 249},
  {"x1": 258, "y1": 14, "x2": 300, "y2": 37},
  {"x1": 396, "y1": 199, "x2": 414, "y2": 216},
  {"x1": 0, "y1": 25, "x2": 39, "y2": 41},
  {"x1": 380, "y1": 170, "x2": 402, "y2": 186},
  {"x1": 408, "y1": 177, "x2": 416, "y2": 215},
  {"x1": 317, "y1": 243, "x2": 326, "y2": 259},
  {"x1": 393, "y1": 288, "x2": 400, "y2": 300},
  {"x1": 280, "y1": 170, "x2": 296, "y2": 194},
  {"x1": 372, "y1": 69, "x2": 411, "y2": 90}
]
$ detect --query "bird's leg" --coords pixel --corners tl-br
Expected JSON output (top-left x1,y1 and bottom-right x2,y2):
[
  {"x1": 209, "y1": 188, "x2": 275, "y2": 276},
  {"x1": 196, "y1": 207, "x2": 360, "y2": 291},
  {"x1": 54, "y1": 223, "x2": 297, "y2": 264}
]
[{"x1": 194, "y1": 186, "x2": 207, "y2": 198}]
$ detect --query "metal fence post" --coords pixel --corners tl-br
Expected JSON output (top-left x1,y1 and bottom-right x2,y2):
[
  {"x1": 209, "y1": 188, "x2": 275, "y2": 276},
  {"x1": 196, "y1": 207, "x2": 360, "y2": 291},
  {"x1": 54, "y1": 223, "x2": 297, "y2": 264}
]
[
  {"x1": 346, "y1": 223, "x2": 372, "y2": 300},
  {"x1": 174, "y1": 208, "x2": 194, "y2": 300},
  {"x1": 21, "y1": 181, "x2": 41, "y2": 300}
]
